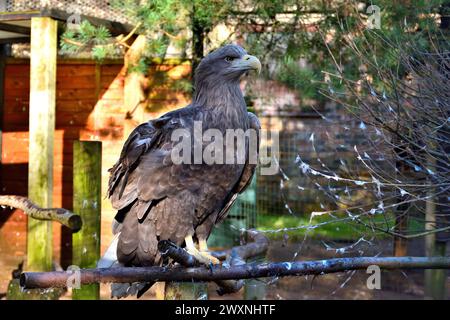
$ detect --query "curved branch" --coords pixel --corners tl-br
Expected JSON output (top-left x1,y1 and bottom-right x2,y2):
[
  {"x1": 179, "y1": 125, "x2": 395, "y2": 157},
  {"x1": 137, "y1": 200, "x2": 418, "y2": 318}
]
[
  {"x1": 21, "y1": 256, "x2": 450, "y2": 289},
  {"x1": 212, "y1": 230, "x2": 269, "y2": 261},
  {"x1": 0, "y1": 195, "x2": 82, "y2": 231},
  {"x1": 158, "y1": 239, "x2": 242, "y2": 295},
  {"x1": 158, "y1": 230, "x2": 269, "y2": 295}
]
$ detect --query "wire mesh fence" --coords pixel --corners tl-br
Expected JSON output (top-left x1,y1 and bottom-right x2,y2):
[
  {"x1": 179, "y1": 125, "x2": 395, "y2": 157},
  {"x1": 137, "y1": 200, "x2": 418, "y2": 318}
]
[
  {"x1": 208, "y1": 111, "x2": 366, "y2": 247},
  {"x1": 5, "y1": 0, "x2": 129, "y2": 23}
]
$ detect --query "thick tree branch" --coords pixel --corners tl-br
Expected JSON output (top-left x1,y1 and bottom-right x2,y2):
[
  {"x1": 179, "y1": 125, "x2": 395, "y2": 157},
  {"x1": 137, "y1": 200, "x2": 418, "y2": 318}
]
[
  {"x1": 158, "y1": 239, "x2": 242, "y2": 294},
  {"x1": 21, "y1": 256, "x2": 450, "y2": 289},
  {"x1": 158, "y1": 240, "x2": 200, "y2": 266},
  {"x1": 158, "y1": 230, "x2": 269, "y2": 295},
  {"x1": 0, "y1": 195, "x2": 82, "y2": 231}
]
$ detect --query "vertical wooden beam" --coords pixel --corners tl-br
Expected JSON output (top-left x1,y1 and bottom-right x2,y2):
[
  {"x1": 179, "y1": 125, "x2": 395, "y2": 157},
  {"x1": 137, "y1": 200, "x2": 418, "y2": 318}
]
[
  {"x1": 424, "y1": 156, "x2": 447, "y2": 299},
  {"x1": 425, "y1": 241, "x2": 447, "y2": 300},
  {"x1": 26, "y1": 17, "x2": 57, "y2": 272},
  {"x1": 0, "y1": 45, "x2": 6, "y2": 174},
  {"x1": 393, "y1": 159, "x2": 409, "y2": 257},
  {"x1": 393, "y1": 211, "x2": 409, "y2": 257},
  {"x1": 424, "y1": 200, "x2": 438, "y2": 298},
  {"x1": 95, "y1": 63, "x2": 102, "y2": 99},
  {"x1": 242, "y1": 176, "x2": 266, "y2": 300},
  {"x1": 72, "y1": 141, "x2": 102, "y2": 300},
  {"x1": 424, "y1": 164, "x2": 437, "y2": 299}
]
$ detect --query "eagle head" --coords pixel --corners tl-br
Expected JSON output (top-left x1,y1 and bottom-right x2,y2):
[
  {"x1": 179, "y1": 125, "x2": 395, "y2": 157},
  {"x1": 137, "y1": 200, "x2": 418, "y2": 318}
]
[{"x1": 194, "y1": 44, "x2": 261, "y2": 86}]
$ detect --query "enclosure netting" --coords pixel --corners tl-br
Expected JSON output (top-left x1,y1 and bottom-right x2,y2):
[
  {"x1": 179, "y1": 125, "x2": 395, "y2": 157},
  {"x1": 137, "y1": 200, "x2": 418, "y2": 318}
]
[{"x1": 5, "y1": 0, "x2": 129, "y2": 24}]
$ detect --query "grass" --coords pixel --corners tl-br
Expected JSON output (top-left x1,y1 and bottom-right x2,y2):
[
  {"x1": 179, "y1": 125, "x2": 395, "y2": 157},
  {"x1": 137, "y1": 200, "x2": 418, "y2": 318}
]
[{"x1": 256, "y1": 212, "x2": 396, "y2": 241}]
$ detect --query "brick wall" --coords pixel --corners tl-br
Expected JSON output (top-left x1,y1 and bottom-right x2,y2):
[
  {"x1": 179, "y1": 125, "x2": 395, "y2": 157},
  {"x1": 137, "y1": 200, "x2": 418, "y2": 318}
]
[{"x1": 0, "y1": 59, "x2": 191, "y2": 293}]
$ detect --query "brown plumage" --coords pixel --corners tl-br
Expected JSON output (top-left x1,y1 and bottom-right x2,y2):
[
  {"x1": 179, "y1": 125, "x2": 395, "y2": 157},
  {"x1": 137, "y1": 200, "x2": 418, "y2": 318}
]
[{"x1": 105, "y1": 44, "x2": 261, "y2": 297}]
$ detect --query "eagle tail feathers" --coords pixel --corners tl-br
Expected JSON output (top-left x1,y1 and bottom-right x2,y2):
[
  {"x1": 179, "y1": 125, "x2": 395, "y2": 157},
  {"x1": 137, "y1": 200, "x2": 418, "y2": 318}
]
[
  {"x1": 97, "y1": 225, "x2": 155, "y2": 299},
  {"x1": 97, "y1": 233, "x2": 120, "y2": 269}
]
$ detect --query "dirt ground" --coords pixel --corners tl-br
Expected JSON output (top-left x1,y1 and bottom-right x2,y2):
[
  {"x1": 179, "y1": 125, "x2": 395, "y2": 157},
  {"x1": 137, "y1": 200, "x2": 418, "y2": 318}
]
[
  {"x1": 1, "y1": 238, "x2": 449, "y2": 300},
  {"x1": 253, "y1": 239, "x2": 447, "y2": 300},
  {"x1": 207, "y1": 238, "x2": 450, "y2": 300}
]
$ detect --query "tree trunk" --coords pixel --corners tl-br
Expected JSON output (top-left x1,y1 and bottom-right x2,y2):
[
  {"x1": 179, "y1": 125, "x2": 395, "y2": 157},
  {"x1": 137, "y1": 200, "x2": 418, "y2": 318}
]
[{"x1": 191, "y1": 6, "x2": 204, "y2": 78}]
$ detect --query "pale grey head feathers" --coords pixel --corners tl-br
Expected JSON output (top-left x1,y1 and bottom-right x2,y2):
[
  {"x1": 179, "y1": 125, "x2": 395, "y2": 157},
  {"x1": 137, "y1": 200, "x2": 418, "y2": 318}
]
[{"x1": 193, "y1": 44, "x2": 261, "y2": 105}]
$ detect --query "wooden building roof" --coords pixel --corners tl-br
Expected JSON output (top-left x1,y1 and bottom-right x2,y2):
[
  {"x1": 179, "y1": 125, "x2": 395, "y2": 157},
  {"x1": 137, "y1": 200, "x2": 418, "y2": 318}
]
[{"x1": 0, "y1": 8, "x2": 133, "y2": 44}]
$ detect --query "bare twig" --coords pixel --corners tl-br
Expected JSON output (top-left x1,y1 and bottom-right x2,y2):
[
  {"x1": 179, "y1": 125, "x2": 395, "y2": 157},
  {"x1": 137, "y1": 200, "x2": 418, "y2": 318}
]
[
  {"x1": 62, "y1": 38, "x2": 84, "y2": 47},
  {"x1": 116, "y1": 22, "x2": 143, "y2": 48},
  {"x1": 0, "y1": 195, "x2": 82, "y2": 231}
]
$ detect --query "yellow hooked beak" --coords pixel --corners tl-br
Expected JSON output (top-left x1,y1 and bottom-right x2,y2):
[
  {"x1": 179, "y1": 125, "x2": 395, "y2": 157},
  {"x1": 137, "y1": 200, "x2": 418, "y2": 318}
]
[{"x1": 237, "y1": 54, "x2": 262, "y2": 74}]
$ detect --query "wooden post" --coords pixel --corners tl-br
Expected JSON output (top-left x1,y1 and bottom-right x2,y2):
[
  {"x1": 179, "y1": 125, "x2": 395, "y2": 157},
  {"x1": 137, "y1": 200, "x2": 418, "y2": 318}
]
[
  {"x1": 424, "y1": 155, "x2": 447, "y2": 300},
  {"x1": 243, "y1": 176, "x2": 266, "y2": 300},
  {"x1": 425, "y1": 241, "x2": 447, "y2": 300},
  {"x1": 424, "y1": 176, "x2": 437, "y2": 299},
  {"x1": 72, "y1": 141, "x2": 102, "y2": 300},
  {"x1": 393, "y1": 158, "x2": 410, "y2": 257},
  {"x1": 164, "y1": 282, "x2": 208, "y2": 300},
  {"x1": 207, "y1": 175, "x2": 266, "y2": 300},
  {"x1": 424, "y1": 195, "x2": 436, "y2": 261},
  {"x1": 393, "y1": 211, "x2": 409, "y2": 257},
  {"x1": 26, "y1": 17, "x2": 57, "y2": 272},
  {"x1": 0, "y1": 45, "x2": 6, "y2": 171}
]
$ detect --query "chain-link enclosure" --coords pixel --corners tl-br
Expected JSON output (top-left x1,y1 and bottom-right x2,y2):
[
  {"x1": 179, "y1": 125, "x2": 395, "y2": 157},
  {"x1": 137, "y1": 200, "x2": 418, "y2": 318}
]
[{"x1": 5, "y1": 0, "x2": 129, "y2": 23}]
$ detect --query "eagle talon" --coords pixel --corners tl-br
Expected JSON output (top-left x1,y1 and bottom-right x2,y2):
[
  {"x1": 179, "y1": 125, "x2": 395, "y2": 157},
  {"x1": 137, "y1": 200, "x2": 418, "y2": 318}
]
[
  {"x1": 201, "y1": 251, "x2": 221, "y2": 265},
  {"x1": 187, "y1": 249, "x2": 220, "y2": 266},
  {"x1": 185, "y1": 236, "x2": 221, "y2": 266}
]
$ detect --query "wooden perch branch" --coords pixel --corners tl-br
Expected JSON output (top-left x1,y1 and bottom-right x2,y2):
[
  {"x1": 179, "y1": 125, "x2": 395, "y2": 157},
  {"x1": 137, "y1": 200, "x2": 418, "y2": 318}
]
[
  {"x1": 158, "y1": 240, "x2": 199, "y2": 266},
  {"x1": 0, "y1": 195, "x2": 82, "y2": 231},
  {"x1": 212, "y1": 230, "x2": 269, "y2": 261},
  {"x1": 21, "y1": 256, "x2": 450, "y2": 290},
  {"x1": 158, "y1": 230, "x2": 269, "y2": 295},
  {"x1": 158, "y1": 239, "x2": 242, "y2": 294}
]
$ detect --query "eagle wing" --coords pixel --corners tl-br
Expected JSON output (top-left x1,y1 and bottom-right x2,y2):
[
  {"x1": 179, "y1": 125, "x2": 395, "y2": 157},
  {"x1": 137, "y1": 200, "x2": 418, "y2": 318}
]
[
  {"x1": 108, "y1": 108, "x2": 260, "y2": 267},
  {"x1": 107, "y1": 108, "x2": 199, "y2": 222}
]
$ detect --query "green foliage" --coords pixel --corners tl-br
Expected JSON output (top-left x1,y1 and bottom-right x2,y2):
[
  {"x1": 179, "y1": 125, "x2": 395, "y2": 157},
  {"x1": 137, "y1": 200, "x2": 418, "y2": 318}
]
[
  {"x1": 60, "y1": 0, "x2": 236, "y2": 63},
  {"x1": 60, "y1": 21, "x2": 114, "y2": 60},
  {"x1": 276, "y1": 56, "x2": 322, "y2": 101},
  {"x1": 91, "y1": 45, "x2": 115, "y2": 61},
  {"x1": 171, "y1": 78, "x2": 193, "y2": 93},
  {"x1": 257, "y1": 212, "x2": 393, "y2": 241},
  {"x1": 59, "y1": 0, "x2": 448, "y2": 98},
  {"x1": 122, "y1": 0, "x2": 186, "y2": 56},
  {"x1": 191, "y1": 0, "x2": 234, "y2": 29},
  {"x1": 243, "y1": 0, "x2": 448, "y2": 106},
  {"x1": 326, "y1": 0, "x2": 449, "y2": 109},
  {"x1": 128, "y1": 57, "x2": 151, "y2": 75}
]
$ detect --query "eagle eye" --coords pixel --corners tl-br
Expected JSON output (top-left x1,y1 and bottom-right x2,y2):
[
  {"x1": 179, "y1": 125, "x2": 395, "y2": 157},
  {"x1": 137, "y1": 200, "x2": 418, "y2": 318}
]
[{"x1": 224, "y1": 56, "x2": 235, "y2": 62}]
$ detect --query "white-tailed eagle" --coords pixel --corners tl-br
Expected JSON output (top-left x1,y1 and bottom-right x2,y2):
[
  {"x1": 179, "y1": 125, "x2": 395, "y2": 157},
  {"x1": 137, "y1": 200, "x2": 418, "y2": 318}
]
[{"x1": 100, "y1": 44, "x2": 261, "y2": 298}]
